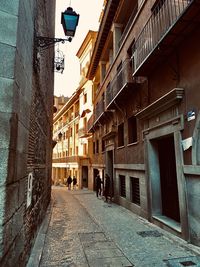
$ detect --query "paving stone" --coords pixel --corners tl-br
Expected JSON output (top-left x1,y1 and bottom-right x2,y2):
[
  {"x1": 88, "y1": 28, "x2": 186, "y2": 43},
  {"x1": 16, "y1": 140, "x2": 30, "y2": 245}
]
[
  {"x1": 29, "y1": 187, "x2": 200, "y2": 267},
  {"x1": 88, "y1": 256, "x2": 133, "y2": 267}
]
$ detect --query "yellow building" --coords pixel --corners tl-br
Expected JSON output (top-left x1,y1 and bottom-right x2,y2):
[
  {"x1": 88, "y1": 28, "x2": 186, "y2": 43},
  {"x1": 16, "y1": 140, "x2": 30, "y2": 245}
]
[{"x1": 52, "y1": 31, "x2": 97, "y2": 189}]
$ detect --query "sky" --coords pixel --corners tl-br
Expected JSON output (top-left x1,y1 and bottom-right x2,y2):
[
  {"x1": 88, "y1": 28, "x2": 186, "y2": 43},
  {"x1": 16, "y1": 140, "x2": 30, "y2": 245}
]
[{"x1": 54, "y1": 0, "x2": 104, "y2": 97}]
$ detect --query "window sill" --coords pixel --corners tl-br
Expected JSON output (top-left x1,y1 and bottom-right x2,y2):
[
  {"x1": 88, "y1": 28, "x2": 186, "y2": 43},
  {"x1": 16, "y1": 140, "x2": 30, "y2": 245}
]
[
  {"x1": 117, "y1": 145, "x2": 125, "y2": 150},
  {"x1": 153, "y1": 215, "x2": 181, "y2": 233},
  {"x1": 127, "y1": 141, "x2": 138, "y2": 147}
]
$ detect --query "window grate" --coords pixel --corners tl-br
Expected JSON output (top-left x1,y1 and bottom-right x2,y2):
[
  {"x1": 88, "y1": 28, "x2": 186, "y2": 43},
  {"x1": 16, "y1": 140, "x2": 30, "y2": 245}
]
[
  {"x1": 130, "y1": 177, "x2": 140, "y2": 205},
  {"x1": 119, "y1": 175, "x2": 126, "y2": 198}
]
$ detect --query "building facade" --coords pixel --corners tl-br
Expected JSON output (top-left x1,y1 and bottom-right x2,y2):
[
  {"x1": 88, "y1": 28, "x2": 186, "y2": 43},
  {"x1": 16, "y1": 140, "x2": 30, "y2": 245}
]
[
  {"x1": 52, "y1": 30, "x2": 97, "y2": 189},
  {"x1": 0, "y1": 0, "x2": 55, "y2": 266},
  {"x1": 87, "y1": 0, "x2": 200, "y2": 246}
]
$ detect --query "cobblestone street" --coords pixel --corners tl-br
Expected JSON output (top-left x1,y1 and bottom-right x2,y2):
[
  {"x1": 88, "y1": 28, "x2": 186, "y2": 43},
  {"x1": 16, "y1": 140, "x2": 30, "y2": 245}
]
[{"x1": 28, "y1": 186, "x2": 200, "y2": 267}]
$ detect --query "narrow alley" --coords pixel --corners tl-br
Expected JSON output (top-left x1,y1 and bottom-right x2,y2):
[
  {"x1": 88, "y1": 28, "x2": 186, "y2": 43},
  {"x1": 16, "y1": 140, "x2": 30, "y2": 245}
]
[{"x1": 28, "y1": 187, "x2": 200, "y2": 267}]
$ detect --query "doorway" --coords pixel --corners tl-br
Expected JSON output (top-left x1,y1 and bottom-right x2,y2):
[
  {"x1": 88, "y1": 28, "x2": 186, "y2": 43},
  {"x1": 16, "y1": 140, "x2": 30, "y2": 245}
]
[
  {"x1": 157, "y1": 135, "x2": 180, "y2": 222},
  {"x1": 106, "y1": 150, "x2": 114, "y2": 197},
  {"x1": 82, "y1": 166, "x2": 88, "y2": 188},
  {"x1": 93, "y1": 168, "x2": 99, "y2": 191}
]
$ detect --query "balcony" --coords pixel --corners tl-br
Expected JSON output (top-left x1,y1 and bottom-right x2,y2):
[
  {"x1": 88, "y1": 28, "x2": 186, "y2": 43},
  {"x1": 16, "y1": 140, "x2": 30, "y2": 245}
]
[
  {"x1": 118, "y1": 4, "x2": 138, "y2": 48},
  {"x1": 106, "y1": 59, "x2": 136, "y2": 108},
  {"x1": 87, "y1": 114, "x2": 94, "y2": 132},
  {"x1": 132, "y1": 0, "x2": 198, "y2": 75},
  {"x1": 78, "y1": 127, "x2": 90, "y2": 138},
  {"x1": 95, "y1": 98, "x2": 105, "y2": 122},
  {"x1": 52, "y1": 157, "x2": 67, "y2": 163}
]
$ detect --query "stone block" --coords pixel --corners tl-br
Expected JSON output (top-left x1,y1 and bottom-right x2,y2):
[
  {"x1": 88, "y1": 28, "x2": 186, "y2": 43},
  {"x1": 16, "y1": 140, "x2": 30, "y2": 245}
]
[
  {"x1": 0, "y1": 11, "x2": 17, "y2": 47},
  {"x1": 12, "y1": 205, "x2": 24, "y2": 240},
  {"x1": 0, "y1": 0, "x2": 19, "y2": 16},
  {"x1": 0, "y1": 148, "x2": 9, "y2": 186},
  {"x1": 0, "y1": 43, "x2": 15, "y2": 79},
  {"x1": 16, "y1": 152, "x2": 28, "y2": 182},
  {"x1": 0, "y1": 77, "x2": 14, "y2": 113},
  {"x1": 0, "y1": 112, "x2": 12, "y2": 149},
  {"x1": 17, "y1": 121, "x2": 29, "y2": 154},
  {"x1": 1, "y1": 230, "x2": 25, "y2": 267},
  {"x1": 4, "y1": 183, "x2": 19, "y2": 221},
  {"x1": 0, "y1": 186, "x2": 6, "y2": 224},
  {"x1": 187, "y1": 176, "x2": 200, "y2": 246},
  {"x1": 18, "y1": 177, "x2": 27, "y2": 207}
]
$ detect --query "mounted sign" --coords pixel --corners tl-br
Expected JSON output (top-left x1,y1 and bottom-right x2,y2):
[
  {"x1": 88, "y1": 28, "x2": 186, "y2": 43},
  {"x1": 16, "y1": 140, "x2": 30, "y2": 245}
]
[{"x1": 187, "y1": 110, "x2": 195, "y2": 121}]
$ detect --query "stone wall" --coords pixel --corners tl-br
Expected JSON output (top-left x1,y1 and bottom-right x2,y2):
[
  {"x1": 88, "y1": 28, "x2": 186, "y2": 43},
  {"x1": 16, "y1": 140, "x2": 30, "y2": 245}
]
[{"x1": 0, "y1": 0, "x2": 55, "y2": 266}]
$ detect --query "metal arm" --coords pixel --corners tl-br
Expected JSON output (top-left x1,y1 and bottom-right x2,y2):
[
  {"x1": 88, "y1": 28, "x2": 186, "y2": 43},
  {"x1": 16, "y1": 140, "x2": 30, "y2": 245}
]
[{"x1": 35, "y1": 36, "x2": 72, "y2": 49}]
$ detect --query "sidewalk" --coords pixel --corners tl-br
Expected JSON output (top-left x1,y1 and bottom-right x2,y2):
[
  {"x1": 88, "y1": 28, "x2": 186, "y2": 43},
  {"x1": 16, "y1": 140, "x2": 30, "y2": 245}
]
[{"x1": 27, "y1": 187, "x2": 200, "y2": 267}]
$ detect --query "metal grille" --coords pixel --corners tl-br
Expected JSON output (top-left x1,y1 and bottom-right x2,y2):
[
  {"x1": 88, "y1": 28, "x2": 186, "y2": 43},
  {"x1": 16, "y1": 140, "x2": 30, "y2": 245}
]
[
  {"x1": 165, "y1": 256, "x2": 200, "y2": 266},
  {"x1": 137, "y1": 230, "x2": 163, "y2": 238},
  {"x1": 119, "y1": 175, "x2": 126, "y2": 198},
  {"x1": 105, "y1": 59, "x2": 134, "y2": 107},
  {"x1": 130, "y1": 177, "x2": 140, "y2": 205}
]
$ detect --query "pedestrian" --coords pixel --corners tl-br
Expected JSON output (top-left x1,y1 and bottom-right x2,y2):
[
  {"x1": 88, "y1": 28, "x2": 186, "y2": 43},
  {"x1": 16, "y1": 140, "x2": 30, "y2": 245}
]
[
  {"x1": 72, "y1": 176, "x2": 77, "y2": 190},
  {"x1": 95, "y1": 174, "x2": 102, "y2": 198},
  {"x1": 104, "y1": 173, "x2": 110, "y2": 202},
  {"x1": 67, "y1": 175, "x2": 72, "y2": 190}
]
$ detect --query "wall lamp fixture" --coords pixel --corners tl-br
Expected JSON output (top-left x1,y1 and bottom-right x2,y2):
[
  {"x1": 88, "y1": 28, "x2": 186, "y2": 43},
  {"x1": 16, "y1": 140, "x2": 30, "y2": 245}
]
[{"x1": 35, "y1": 7, "x2": 79, "y2": 50}]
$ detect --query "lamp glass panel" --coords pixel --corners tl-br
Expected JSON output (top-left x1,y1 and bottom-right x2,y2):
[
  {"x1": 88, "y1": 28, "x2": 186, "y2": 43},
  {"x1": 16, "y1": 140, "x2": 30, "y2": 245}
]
[{"x1": 64, "y1": 14, "x2": 78, "y2": 34}]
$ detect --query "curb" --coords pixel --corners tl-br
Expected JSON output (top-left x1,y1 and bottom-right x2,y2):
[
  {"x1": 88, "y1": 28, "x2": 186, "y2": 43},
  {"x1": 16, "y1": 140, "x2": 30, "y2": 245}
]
[{"x1": 26, "y1": 197, "x2": 54, "y2": 267}]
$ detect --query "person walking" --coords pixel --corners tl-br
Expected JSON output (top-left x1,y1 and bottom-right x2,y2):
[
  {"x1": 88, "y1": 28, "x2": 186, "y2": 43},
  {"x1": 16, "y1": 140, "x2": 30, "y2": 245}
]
[
  {"x1": 95, "y1": 174, "x2": 102, "y2": 198},
  {"x1": 72, "y1": 176, "x2": 77, "y2": 190},
  {"x1": 67, "y1": 175, "x2": 72, "y2": 190},
  {"x1": 104, "y1": 173, "x2": 110, "y2": 202}
]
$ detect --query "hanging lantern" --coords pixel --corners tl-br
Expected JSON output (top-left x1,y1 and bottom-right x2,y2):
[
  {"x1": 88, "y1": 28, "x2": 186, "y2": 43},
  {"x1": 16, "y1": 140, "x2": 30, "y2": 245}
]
[{"x1": 61, "y1": 7, "x2": 79, "y2": 37}]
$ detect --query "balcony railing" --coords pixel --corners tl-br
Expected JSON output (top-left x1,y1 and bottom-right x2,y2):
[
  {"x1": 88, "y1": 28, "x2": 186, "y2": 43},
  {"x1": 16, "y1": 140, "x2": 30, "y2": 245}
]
[
  {"x1": 118, "y1": 4, "x2": 138, "y2": 48},
  {"x1": 52, "y1": 156, "x2": 82, "y2": 163},
  {"x1": 87, "y1": 115, "x2": 94, "y2": 131},
  {"x1": 95, "y1": 98, "x2": 105, "y2": 121},
  {"x1": 133, "y1": 0, "x2": 191, "y2": 72},
  {"x1": 106, "y1": 58, "x2": 134, "y2": 107},
  {"x1": 78, "y1": 127, "x2": 89, "y2": 138}
]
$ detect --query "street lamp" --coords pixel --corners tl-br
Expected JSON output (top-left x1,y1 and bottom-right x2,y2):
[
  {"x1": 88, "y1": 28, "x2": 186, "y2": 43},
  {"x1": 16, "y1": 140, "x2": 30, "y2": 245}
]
[
  {"x1": 61, "y1": 7, "x2": 80, "y2": 37},
  {"x1": 36, "y1": 6, "x2": 79, "y2": 49}
]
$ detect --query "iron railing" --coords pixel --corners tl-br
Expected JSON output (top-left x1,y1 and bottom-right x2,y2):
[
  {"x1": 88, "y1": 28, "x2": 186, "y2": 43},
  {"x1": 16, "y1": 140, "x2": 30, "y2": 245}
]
[
  {"x1": 95, "y1": 98, "x2": 105, "y2": 121},
  {"x1": 133, "y1": 0, "x2": 192, "y2": 72},
  {"x1": 87, "y1": 115, "x2": 94, "y2": 131},
  {"x1": 118, "y1": 4, "x2": 138, "y2": 48},
  {"x1": 106, "y1": 58, "x2": 133, "y2": 107},
  {"x1": 78, "y1": 127, "x2": 88, "y2": 137}
]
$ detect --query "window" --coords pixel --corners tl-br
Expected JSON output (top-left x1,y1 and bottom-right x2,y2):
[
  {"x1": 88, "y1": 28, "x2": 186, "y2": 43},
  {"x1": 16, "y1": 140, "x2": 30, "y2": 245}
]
[
  {"x1": 96, "y1": 140, "x2": 99, "y2": 154},
  {"x1": 83, "y1": 117, "x2": 87, "y2": 129},
  {"x1": 83, "y1": 93, "x2": 87, "y2": 104},
  {"x1": 75, "y1": 123, "x2": 79, "y2": 133},
  {"x1": 128, "y1": 116, "x2": 137, "y2": 144},
  {"x1": 83, "y1": 143, "x2": 87, "y2": 155},
  {"x1": 76, "y1": 146, "x2": 78, "y2": 155},
  {"x1": 69, "y1": 148, "x2": 72, "y2": 156},
  {"x1": 101, "y1": 140, "x2": 105, "y2": 152},
  {"x1": 118, "y1": 123, "x2": 124, "y2": 147},
  {"x1": 93, "y1": 142, "x2": 95, "y2": 154},
  {"x1": 130, "y1": 177, "x2": 140, "y2": 205},
  {"x1": 119, "y1": 175, "x2": 126, "y2": 197},
  {"x1": 128, "y1": 40, "x2": 135, "y2": 73}
]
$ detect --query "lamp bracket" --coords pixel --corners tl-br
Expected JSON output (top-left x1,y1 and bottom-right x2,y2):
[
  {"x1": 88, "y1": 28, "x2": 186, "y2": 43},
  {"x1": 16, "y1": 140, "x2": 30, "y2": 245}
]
[{"x1": 36, "y1": 36, "x2": 72, "y2": 50}]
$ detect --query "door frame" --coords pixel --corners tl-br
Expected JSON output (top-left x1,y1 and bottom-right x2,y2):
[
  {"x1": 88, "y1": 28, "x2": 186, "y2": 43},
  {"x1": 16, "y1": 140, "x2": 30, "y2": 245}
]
[{"x1": 144, "y1": 115, "x2": 189, "y2": 240}]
